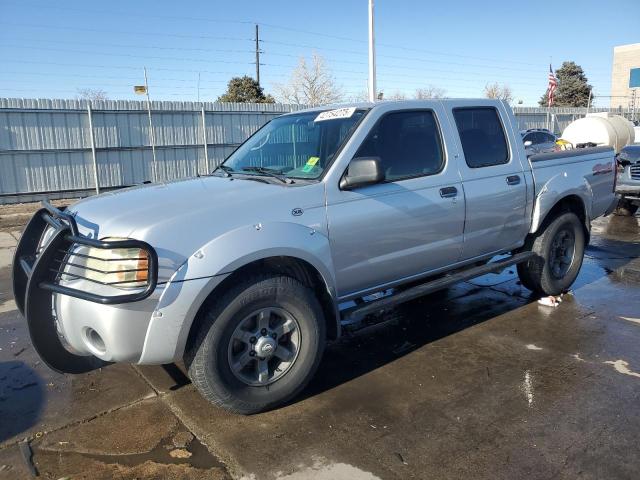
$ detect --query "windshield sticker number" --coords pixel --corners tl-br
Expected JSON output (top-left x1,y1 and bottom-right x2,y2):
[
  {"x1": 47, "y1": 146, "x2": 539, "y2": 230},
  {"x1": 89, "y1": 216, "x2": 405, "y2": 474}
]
[
  {"x1": 314, "y1": 107, "x2": 356, "y2": 122},
  {"x1": 302, "y1": 156, "x2": 320, "y2": 173}
]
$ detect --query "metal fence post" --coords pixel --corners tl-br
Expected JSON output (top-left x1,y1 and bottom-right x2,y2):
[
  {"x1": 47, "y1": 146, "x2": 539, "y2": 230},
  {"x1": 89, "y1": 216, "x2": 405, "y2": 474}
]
[
  {"x1": 144, "y1": 67, "x2": 158, "y2": 182},
  {"x1": 201, "y1": 105, "x2": 209, "y2": 173},
  {"x1": 87, "y1": 103, "x2": 100, "y2": 194}
]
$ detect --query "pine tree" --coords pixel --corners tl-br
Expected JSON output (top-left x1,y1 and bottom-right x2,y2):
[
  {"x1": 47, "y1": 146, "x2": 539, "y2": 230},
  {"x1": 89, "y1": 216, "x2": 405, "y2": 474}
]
[
  {"x1": 217, "y1": 76, "x2": 275, "y2": 103},
  {"x1": 539, "y1": 62, "x2": 592, "y2": 107}
]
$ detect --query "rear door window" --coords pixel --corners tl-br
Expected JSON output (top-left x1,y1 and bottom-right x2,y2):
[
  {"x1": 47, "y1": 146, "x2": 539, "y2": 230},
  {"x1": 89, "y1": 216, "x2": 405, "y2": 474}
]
[{"x1": 453, "y1": 107, "x2": 509, "y2": 168}]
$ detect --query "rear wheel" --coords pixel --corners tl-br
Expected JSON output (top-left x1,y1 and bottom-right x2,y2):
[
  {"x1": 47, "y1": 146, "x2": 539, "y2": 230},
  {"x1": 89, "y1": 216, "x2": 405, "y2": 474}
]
[
  {"x1": 185, "y1": 274, "x2": 325, "y2": 414},
  {"x1": 614, "y1": 199, "x2": 638, "y2": 217},
  {"x1": 517, "y1": 212, "x2": 585, "y2": 296}
]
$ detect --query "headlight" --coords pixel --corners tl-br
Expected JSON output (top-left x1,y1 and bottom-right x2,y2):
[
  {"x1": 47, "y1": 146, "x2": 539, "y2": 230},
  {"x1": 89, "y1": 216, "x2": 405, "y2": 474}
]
[{"x1": 80, "y1": 238, "x2": 150, "y2": 288}]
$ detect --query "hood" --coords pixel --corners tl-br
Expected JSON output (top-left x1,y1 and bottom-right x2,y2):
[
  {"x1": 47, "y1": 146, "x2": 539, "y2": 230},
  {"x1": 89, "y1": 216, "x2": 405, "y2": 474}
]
[{"x1": 69, "y1": 176, "x2": 326, "y2": 279}]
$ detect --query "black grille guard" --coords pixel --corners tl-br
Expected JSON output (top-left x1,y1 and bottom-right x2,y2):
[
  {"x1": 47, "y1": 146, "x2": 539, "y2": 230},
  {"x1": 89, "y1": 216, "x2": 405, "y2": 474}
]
[
  {"x1": 13, "y1": 201, "x2": 158, "y2": 312},
  {"x1": 11, "y1": 201, "x2": 158, "y2": 373}
]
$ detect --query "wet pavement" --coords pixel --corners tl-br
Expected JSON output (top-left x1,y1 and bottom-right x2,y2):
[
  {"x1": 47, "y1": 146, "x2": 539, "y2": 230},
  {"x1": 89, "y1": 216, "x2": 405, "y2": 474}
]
[{"x1": 0, "y1": 213, "x2": 639, "y2": 479}]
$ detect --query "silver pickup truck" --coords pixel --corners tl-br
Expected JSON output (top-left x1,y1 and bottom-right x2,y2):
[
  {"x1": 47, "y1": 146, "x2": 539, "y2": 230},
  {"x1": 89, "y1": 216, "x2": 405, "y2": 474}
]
[{"x1": 13, "y1": 99, "x2": 616, "y2": 414}]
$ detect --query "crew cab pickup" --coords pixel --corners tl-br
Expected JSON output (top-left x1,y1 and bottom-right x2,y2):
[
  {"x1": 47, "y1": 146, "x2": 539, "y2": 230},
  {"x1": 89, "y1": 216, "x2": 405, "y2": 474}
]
[{"x1": 13, "y1": 99, "x2": 617, "y2": 414}]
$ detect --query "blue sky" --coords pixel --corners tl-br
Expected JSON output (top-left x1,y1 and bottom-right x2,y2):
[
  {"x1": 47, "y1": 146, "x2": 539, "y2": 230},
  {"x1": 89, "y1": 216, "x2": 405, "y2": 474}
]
[{"x1": 0, "y1": 0, "x2": 637, "y2": 106}]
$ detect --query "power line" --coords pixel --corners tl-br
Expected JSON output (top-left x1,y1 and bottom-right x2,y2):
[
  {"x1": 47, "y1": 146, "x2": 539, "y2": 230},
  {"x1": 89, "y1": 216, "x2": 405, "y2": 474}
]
[
  {"x1": 0, "y1": 22, "x2": 253, "y2": 42},
  {"x1": 1, "y1": 19, "x2": 612, "y2": 75},
  {"x1": 7, "y1": 37, "x2": 256, "y2": 56},
  {"x1": 2, "y1": 0, "x2": 254, "y2": 26},
  {"x1": 0, "y1": 71, "x2": 238, "y2": 84},
  {"x1": 2, "y1": 59, "x2": 251, "y2": 76},
  {"x1": 4, "y1": 44, "x2": 256, "y2": 66}
]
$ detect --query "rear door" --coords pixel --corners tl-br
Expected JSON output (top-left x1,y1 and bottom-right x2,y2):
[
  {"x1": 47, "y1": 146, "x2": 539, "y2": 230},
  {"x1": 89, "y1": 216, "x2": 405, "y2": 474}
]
[
  {"x1": 326, "y1": 105, "x2": 465, "y2": 298},
  {"x1": 446, "y1": 103, "x2": 529, "y2": 260}
]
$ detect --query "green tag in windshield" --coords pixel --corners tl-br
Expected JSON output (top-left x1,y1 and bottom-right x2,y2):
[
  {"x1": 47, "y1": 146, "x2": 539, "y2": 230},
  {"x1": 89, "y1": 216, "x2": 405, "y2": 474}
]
[{"x1": 301, "y1": 156, "x2": 320, "y2": 173}]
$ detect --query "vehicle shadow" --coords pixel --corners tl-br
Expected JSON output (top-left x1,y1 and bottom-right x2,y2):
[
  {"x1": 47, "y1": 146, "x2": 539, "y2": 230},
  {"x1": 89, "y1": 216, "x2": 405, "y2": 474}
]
[
  {"x1": 297, "y1": 214, "x2": 639, "y2": 404},
  {"x1": 298, "y1": 284, "x2": 536, "y2": 403},
  {"x1": 0, "y1": 360, "x2": 45, "y2": 443}
]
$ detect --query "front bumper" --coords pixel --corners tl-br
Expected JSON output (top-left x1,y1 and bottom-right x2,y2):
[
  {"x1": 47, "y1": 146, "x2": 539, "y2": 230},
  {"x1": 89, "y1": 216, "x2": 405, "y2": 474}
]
[
  {"x1": 12, "y1": 202, "x2": 160, "y2": 372},
  {"x1": 616, "y1": 165, "x2": 640, "y2": 199}
]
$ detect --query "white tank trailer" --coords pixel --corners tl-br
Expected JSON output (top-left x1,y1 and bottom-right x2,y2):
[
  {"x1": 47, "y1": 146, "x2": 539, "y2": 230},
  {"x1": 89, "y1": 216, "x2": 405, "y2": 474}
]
[{"x1": 561, "y1": 113, "x2": 635, "y2": 153}]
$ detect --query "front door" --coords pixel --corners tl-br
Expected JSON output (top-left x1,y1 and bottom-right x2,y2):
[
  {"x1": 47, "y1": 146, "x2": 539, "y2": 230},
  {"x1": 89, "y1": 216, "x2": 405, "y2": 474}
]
[{"x1": 326, "y1": 107, "x2": 465, "y2": 299}]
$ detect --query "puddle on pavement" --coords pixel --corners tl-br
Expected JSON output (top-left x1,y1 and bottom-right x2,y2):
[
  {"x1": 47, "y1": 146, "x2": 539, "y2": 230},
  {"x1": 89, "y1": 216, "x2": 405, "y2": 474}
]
[
  {"x1": 521, "y1": 370, "x2": 534, "y2": 407},
  {"x1": 603, "y1": 359, "x2": 640, "y2": 379},
  {"x1": 34, "y1": 430, "x2": 225, "y2": 474},
  {"x1": 275, "y1": 457, "x2": 382, "y2": 480}
]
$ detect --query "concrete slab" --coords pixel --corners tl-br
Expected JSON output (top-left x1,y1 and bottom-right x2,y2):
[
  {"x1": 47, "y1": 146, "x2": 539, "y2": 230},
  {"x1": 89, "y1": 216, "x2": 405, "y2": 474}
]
[
  {"x1": 0, "y1": 250, "x2": 13, "y2": 270},
  {"x1": 134, "y1": 364, "x2": 191, "y2": 395},
  {"x1": 32, "y1": 451, "x2": 230, "y2": 480},
  {"x1": 38, "y1": 398, "x2": 178, "y2": 455},
  {"x1": 0, "y1": 233, "x2": 16, "y2": 249},
  {"x1": 0, "y1": 444, "x2": 33, "y2": 479},
  {"x1": 0, "y1": 310, "x2": 155, "y2": 448},
  {"x1": 0, "y1": 267, "x2": 16, "y2": 315}
]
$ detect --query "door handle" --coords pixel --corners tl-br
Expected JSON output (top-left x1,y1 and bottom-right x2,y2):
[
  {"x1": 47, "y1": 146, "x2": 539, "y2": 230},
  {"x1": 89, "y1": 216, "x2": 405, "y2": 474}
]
[
  {"x1": 506, "y1": 175, "x2": 521, "y2": 186},
  {"x1": 439, "y1": 186, "x2": 458, "y2": 198}
]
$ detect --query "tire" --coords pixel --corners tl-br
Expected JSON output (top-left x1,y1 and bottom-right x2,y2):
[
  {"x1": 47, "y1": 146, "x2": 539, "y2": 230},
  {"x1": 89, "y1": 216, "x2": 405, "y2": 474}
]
[
  {"x1": 185, "y1": 274, "x2": 325, "y2": 414},
  {"x1": 614, "y1": 199, "x2": 638, "y2": 217},
  {"x1": 517, "y1": 212, "x2": 585, "y2": 296}
]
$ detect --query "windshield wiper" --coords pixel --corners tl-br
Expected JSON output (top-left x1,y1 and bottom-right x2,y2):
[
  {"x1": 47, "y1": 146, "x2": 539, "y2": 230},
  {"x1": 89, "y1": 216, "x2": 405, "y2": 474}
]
[
  {"x1": 241, "y1": 166, "x2": 293, "y2": 184},
  {"x1": 213, "y1": 164, "x2": 235, "y2": 177}
]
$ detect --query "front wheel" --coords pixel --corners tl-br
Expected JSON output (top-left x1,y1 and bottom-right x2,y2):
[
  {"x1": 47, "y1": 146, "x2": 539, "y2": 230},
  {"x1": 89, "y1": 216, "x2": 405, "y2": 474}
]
[
  {"x1": 517, "y1": 212, "x2": 585, "y2": 296},
  {"x1": 185, "y1": 274, "x2": 325, "y2": 414}
]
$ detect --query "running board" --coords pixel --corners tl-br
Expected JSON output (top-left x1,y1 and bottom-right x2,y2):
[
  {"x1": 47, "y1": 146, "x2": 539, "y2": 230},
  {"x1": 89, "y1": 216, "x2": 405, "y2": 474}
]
[{"x1": 341, "y1": 251, "x2": 537, "y2": 326}]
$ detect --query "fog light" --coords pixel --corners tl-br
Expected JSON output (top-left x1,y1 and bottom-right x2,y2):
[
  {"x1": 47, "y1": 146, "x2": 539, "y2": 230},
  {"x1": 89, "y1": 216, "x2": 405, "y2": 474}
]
[{"x1": 85, "y1": 327, "x2": 106, "y2": 354}]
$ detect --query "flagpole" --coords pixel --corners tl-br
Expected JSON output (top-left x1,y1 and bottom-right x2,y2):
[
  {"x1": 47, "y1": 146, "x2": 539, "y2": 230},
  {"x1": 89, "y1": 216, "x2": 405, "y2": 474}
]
[
  {"x1": 546, "y1": 105, "x2": 550, "y2": 131},
  {"x1": 547, "y1": 57, "x2": 552, "y2": 131}
]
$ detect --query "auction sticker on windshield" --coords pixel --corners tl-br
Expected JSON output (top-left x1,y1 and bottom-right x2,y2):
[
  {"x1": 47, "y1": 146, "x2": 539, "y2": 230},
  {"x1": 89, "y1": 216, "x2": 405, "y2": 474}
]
[
  {"x1": 315, "y1": 107, "x2": 356, "y2": 122},
  {"x1": 301, "y1": 156, "x2": 320, "y2": 173}
]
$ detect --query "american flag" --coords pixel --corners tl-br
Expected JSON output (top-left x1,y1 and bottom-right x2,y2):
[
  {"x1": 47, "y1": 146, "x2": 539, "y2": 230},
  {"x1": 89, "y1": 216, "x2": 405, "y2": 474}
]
[{"x1": 547, "y1": 64, "x2": 557, "y2": 107}]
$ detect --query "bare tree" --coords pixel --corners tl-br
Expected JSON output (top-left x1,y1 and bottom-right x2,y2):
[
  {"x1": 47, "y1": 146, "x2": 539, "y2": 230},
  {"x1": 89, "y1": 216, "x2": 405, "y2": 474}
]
[
  {"x1": 274, "y1": 53, "x2": 343, "y2": 106},
  {"x1": 483, "y1": 83, "x2": 513, "y2": 104},
  {"x1": 346, "y1": 90, "x2": 370, "y2": 102},
  {"x1": 414, "y1": 86, "x2": 446, "y2": 99},
  {"x1": 76, "y1": 88, "x2": 109, "y2": 101},
  {"x1": 386, "y1": 90, "x2": 407, "y2": 101}
]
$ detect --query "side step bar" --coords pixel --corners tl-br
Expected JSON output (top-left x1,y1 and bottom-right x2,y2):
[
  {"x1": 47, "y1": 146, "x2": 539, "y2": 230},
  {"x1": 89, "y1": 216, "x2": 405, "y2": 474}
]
[{"x1": 341, "y1": 251, "x2": 537, "y2": 325}]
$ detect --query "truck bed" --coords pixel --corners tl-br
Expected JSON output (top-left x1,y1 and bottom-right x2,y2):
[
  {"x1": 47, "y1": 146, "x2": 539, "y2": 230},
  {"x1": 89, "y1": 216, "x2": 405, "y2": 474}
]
[{"x1": 528, "y1": 146, "x2": 616, "y2": 231}]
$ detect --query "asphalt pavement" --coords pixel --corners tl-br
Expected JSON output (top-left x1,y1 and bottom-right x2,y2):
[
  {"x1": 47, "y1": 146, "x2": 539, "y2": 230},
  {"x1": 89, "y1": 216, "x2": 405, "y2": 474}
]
[{"x1": 0, "y1": 214, "x2": 639, "y2": 479}]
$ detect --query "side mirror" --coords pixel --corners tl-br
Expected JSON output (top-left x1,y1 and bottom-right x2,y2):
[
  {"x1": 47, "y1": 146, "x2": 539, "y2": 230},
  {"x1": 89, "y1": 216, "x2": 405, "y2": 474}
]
[
  {"x1": 340, "y1": 157, "x2": 384, "y2": 190},
  {"x1": 523, "y1": 140, "x2": 533, "y2": 147}
]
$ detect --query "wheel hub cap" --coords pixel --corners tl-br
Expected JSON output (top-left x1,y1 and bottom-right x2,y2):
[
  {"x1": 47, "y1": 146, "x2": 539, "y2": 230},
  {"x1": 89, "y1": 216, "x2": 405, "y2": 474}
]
[
  {"x1": 227, "y1": 307, "x2": 301, "y2": 386},
  {"x1": 549, "y1": 228, "x2": 576, "y2": 279},
  {"x1": 254, "y1": 336, "x2": 277, "y2": 359}
]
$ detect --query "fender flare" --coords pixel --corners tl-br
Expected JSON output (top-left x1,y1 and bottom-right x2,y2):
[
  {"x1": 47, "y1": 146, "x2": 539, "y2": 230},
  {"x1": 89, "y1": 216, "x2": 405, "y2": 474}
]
[
  {"x1": 530, "y1": 173, "x2": 592, "y2": 234},
  {"x1": 143, "y1": 222, "x2": 339, "y2": 363}
]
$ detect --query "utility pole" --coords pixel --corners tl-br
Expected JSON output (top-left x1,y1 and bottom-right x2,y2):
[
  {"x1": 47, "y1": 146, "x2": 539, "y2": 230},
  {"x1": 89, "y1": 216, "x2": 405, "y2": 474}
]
[
  {"x1": 255, "y1": 24, "x2": 261, "y2": 86},
  {"x1": 368, "y1": 0, "x2": 377, "y2": 102},
  {"x1": 197, "y1": 72, "x2": 201, "y2": 102}
]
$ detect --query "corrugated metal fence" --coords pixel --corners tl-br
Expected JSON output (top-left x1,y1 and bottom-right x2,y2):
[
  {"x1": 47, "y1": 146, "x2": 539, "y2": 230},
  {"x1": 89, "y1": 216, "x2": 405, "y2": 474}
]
[
  {"x1": 0, "y1": 98, "x2": 307, "y2": 204},
  {"x1": 0, "y1": 98, "x2": 633, "y2": 204}
]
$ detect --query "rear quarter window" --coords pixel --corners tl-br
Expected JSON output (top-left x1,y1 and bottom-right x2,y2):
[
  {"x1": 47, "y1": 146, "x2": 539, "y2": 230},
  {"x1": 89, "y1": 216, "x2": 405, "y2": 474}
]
[{"x1": 453, "y1": 107, "x2": 510, "y2": 168}]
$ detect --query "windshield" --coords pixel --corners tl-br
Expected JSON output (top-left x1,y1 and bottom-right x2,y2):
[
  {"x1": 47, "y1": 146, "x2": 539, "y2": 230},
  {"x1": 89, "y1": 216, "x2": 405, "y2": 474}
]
[{"x1": 220, "y1": 108, "x2": 367, "y2": 180}]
